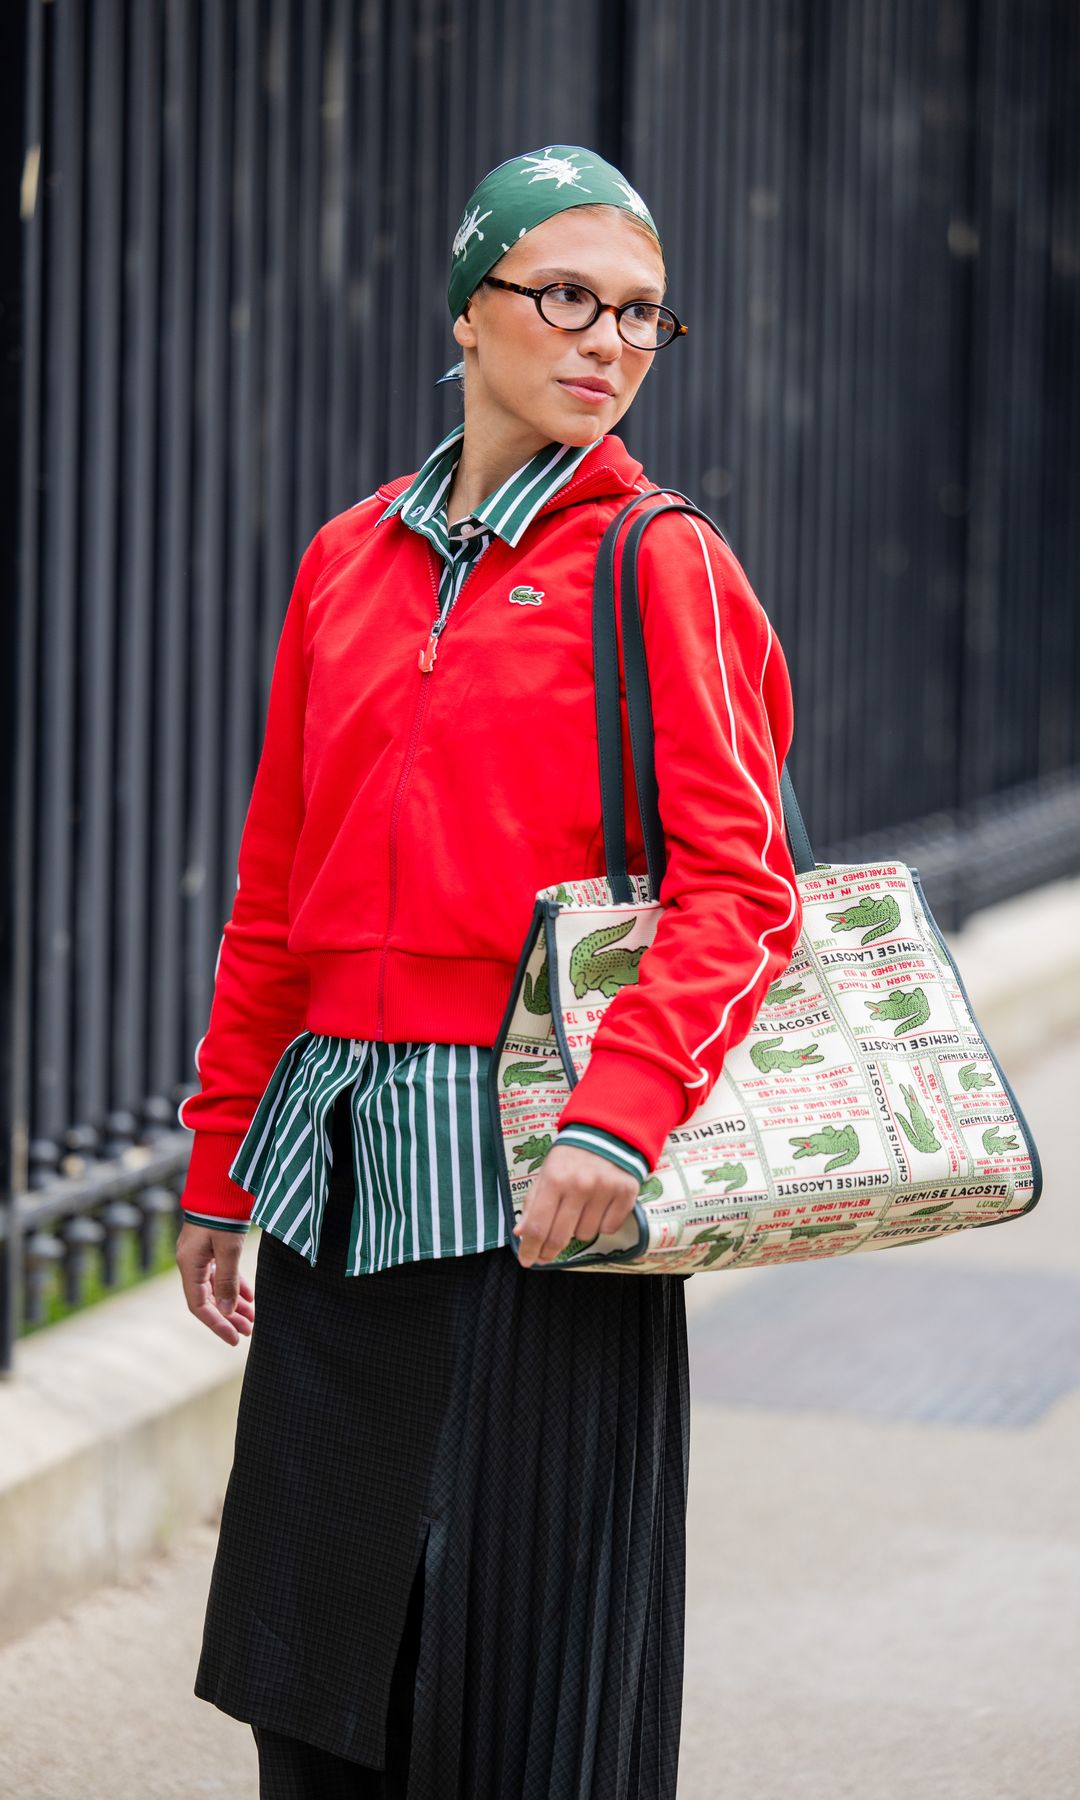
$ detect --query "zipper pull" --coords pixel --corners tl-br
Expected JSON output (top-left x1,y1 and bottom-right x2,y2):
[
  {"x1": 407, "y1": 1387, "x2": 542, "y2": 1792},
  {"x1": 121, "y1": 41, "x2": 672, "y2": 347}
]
[
  {"x1": 419, "y1": 613, "x2": 449, "y2": 673},
  {"x1": 418, "y1": 628, "x2": 439, "y2": 673}
]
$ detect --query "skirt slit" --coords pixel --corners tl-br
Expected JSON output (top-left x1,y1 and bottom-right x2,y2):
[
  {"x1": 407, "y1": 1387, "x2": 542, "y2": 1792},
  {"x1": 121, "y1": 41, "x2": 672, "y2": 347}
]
[{"x1": 195, "y1": 1090, "x2": 691, "y2": 1799}]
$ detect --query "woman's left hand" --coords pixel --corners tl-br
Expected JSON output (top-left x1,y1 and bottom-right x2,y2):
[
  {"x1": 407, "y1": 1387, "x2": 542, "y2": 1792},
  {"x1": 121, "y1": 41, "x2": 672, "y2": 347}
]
[{"x1": 513, "y1": 1142, "x2": 641, "y2": 1267}]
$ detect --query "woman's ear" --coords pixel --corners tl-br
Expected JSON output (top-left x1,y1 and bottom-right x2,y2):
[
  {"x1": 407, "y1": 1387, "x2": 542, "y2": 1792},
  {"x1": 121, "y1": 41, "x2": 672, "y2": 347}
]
[{"x1": 453, "y1": 299, "x2": 478, "y2": 352}]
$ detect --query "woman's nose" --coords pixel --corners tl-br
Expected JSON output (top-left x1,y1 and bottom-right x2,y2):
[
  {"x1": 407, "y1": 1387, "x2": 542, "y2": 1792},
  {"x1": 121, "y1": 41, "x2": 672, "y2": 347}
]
[{"x1": 579, "y1": 307, "x2": 624, "y2": 356}]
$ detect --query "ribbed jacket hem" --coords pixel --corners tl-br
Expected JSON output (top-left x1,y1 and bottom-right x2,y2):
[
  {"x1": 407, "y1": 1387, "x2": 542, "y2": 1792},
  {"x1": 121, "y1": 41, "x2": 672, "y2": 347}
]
[{"x1": 305, "y1": 948, "x2": 518, "y2": 1044}]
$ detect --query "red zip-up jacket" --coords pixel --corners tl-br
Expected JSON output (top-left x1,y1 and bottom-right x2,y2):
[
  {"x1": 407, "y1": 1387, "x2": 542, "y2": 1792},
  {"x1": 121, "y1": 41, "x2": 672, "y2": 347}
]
[{"x1": 178, "y1": 432, "x2": 803, "y2": 1221}]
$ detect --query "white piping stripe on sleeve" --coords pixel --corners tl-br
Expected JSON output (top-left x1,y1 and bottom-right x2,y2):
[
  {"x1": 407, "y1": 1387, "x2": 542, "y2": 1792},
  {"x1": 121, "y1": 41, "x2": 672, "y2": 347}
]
[
  {"x1": 757, "y1": 617, "x2": 789, "y2": 832},
  {"x1": 176, "y1": 1028, "x2": 209, "y2": 1128},
  {"x1": 679, "y1": 512, "x2": 800, "y2": 1091},
  {"x1": 177, "y1": 875, "x2": 235, "y2": 1127},
  {"x1": 758, "y1": 607, "x2": 773, "y2": 696}
]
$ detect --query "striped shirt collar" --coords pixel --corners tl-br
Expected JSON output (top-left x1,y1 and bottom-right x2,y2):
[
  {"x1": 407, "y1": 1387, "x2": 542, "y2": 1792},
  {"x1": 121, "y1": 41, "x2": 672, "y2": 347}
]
[{"x1": 376, "y1": 421, "x2": 604, "y2": 555}]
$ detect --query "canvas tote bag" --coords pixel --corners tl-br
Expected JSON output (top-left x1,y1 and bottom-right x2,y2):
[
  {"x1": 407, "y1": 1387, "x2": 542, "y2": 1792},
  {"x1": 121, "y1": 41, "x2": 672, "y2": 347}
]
[{"x1": 488, "y1": 489, "x2": 1042, "y2": 1274}]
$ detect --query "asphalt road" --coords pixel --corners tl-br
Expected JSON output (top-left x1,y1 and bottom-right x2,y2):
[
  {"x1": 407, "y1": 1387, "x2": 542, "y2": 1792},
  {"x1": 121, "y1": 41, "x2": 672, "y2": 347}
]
[{"x1": 1, "y1": 1030, "x2": 1077, "y2": 1800}]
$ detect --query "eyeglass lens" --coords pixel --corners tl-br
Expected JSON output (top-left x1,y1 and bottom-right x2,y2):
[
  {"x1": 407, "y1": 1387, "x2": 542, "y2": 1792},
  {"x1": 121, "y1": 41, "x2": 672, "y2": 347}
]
[{"x1": 538, "y1": 283, "x2": 676, "y2": 348}]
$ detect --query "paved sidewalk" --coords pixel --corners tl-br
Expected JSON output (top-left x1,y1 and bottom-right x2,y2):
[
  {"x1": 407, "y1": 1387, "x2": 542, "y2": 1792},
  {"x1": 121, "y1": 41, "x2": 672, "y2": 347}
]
[
  {"x1": 1, "y1": 1020, "x2": 1076, "y2": 1798},
  {"x1": 677, "y1": 1023, "x2": 1080, "y2": 1800},
  {"x1": 0, "y1": 1524, "x2": 250, "y2": 1799}
]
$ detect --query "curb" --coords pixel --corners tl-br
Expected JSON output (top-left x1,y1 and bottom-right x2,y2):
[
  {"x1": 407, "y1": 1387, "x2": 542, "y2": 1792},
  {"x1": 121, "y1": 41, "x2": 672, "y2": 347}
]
[
  {"x1": 0, "y1": 1233, "x2": 258, "y2": 1646},
  {"x1": 1, "y1": 875, "x2": 1078, "y2": 1640}
]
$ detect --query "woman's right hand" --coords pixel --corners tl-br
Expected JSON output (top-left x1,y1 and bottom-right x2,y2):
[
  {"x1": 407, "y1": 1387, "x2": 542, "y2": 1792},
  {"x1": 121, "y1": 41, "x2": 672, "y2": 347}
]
[{"x1": 175, "y1": 1223, "x2": 255, "y2": 1346}]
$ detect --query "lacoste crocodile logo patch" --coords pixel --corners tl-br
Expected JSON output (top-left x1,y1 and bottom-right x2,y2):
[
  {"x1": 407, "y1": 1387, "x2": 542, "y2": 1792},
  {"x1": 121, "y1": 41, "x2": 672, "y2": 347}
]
[{"x1": 508, "y1": 585, "x2": 545, "y2": 606}]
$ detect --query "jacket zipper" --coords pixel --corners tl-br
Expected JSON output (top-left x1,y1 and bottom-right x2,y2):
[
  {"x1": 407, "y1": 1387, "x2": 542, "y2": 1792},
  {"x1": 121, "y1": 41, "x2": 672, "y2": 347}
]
[
  {"x1": 417, "y1": 533, "x2": 496, "y2": 670},
  {"x1": 376, "y1": 467, "x2": 637, "y2": 1032},
  {"x1": 377, "y1": 540, "x2": 493, "y2": 1032},
  {"x1": 376, "y1": 679, "x2": 430, "y2": 1036}
]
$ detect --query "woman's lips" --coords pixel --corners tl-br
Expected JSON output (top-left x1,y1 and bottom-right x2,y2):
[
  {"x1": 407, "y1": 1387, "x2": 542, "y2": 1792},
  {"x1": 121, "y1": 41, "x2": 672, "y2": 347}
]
[{"x1": 558, "y1": 380, "x2": 614, "y2": 405}]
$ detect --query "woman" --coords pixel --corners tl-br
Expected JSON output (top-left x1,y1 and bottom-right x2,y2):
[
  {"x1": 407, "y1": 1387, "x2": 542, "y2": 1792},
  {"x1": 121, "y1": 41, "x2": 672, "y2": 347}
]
[{"x1": 176, "y1": 144, "x2": 801, "y2": 1799}]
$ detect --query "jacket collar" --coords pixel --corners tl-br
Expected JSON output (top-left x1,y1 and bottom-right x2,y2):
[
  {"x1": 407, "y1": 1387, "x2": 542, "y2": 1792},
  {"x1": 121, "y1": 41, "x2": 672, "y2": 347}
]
[
  {"x1": 374, "y1": 431, "x2": 649, "y2": 543},
  {"x1": 375, "y1": 421, "x2": 603, "y2": 550}
]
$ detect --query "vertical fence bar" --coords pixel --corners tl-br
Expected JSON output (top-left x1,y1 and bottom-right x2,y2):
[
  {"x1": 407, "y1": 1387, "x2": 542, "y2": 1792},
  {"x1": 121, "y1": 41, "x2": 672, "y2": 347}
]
[
  {"x1": 1038, "y1": 0, "x2": 1080, "y2": 777},
  {"x1": 2, "y1": 0, "x2": 36, "y2": 1371},
  {"x1": 260, "y1": 0, "x2": 298, "y2": 713},
  {"x1": 32, "y1": 0, "x2": 85, "y2": 1176},
  {"x1": 774, "y1": 0, "x2": 811, "y2": 660},
  {"x1": 412, "y1": 0, "x2": 442, "y2": 456},
  {"x1": 430, "y1": 0, "x2": 459, "y2": 440},
  {"x1": 76, "y1": 0, "x2": 124, "y2": 1152},
  {"x1": 351, "y1": 0, "x2": 388, "y2": 500},
  {"x1": 114, "y1": 0, "x2": 163, "y2": 1130},
  {"x1": 151, "y1": 0, "x2": 197, "y2": 1107},
  {"x1": 381, "y1": 0, "x2": 415, "y2": 476},
  {"x1": 862, "y1": 0, "x2": 916, "y2": 841},
  {"x1": 325, "y1": 0, "x2": 355, "y2": 516},
  {"x1": 221, "y1": 0, "x2": 262, "y2": 877},
  {"x1": 293, "y1": 0, "x2": 324, "y2": 552},
  {"x1": 187, "y1": 0, "x2": 231, "y2": 1032}
]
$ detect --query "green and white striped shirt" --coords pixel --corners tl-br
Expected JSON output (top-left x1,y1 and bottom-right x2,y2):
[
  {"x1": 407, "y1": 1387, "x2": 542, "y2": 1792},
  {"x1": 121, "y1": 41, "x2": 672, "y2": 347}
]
[
  {"x1": 187, "y1": 423, "x2": 650, "y2": 1269},
  {"x1": 233, "y1": 1034, "x2": 503, "y2": 1271}
]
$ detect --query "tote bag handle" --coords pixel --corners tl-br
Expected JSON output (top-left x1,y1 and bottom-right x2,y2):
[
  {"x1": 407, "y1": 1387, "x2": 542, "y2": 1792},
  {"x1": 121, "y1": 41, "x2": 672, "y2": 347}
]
[{"x1": 592, "y1": 488, "x2": 817, "y2": 905}]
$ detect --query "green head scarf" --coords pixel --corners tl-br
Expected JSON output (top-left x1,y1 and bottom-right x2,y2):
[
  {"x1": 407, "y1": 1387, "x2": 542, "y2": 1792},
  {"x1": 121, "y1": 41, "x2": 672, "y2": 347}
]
[{"x1": 437, "y1": 144, "x2": 662, "y2": 384}]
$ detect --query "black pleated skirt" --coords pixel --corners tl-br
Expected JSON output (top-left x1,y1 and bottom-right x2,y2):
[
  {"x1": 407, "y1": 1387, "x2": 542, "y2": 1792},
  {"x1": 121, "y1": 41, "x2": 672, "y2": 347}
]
[{"x1": 195, "y1": 1092, "x2": 692, "y2": 1799}]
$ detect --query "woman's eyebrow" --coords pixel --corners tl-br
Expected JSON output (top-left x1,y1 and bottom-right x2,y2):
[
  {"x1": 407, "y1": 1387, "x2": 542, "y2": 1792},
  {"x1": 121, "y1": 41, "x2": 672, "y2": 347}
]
[{"x1": 528, "y1": 266, "x2": 664, "y2": 301}]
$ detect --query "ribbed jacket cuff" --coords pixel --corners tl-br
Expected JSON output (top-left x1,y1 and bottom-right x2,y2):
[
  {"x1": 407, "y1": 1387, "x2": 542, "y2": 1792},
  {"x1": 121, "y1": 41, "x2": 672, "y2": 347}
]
[
  {"x1": 556, "y1": 1048, "x2": 690, "y2": 1169},
  {"x1": 180, "y1": 1131, "x2": 255, "y2": 1224},
  {"x1": 181, "y1": 1209, "x2": 250, "y2": 1234},
  {"x1": 553, "y1": 1125, "x2": 651, "y2": 1185}
]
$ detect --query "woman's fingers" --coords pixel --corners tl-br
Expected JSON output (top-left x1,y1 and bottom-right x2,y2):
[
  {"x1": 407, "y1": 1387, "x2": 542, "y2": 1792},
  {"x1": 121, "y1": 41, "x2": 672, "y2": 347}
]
[
  {"x1": 175, "y1": 1224, "x2": 254, "y2": 1343},
  {"x1": 192, "y1": 1295, "x2": 246, "y2": 1345},
  {"x1": 514, "y1": 1145, "x2": 639, "y2": 1266},
  {"x1": 531, "y1": 1199, "x2": 597, "y2": 1264},
  {"x1": 514, "y1": 1167, "x2": 567, "y2": 1266}
]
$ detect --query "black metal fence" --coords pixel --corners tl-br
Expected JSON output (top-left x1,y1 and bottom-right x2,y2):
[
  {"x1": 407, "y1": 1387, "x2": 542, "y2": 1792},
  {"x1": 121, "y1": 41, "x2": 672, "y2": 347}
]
[{"x1": 2, "y1": 0, "x2": 1077, "y2": 1366}]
